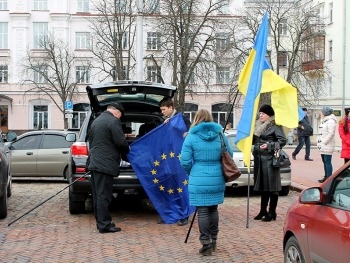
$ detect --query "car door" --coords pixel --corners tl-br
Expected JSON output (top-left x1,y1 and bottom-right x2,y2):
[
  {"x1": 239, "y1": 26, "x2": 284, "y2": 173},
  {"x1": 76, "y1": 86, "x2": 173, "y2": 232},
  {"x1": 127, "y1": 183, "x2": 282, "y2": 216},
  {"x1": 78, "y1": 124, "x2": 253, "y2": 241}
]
[
  {"x1": 307, "y1": 170, "x2": 350, "y2": 263},
  {"x1": 10, "y1": 134, "x2": 42, "y2": 176},
  {"x1": 36, "y1": 133, "x2": 72, "y2": 177}
]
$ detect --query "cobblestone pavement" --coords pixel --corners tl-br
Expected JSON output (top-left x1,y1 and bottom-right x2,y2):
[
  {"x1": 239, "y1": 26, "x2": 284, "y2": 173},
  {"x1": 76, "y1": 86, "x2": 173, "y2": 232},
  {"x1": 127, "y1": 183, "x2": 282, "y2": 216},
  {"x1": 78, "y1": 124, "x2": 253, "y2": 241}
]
[{"x1": 0, "y1": 181, "x2": 300, "y2": 263}]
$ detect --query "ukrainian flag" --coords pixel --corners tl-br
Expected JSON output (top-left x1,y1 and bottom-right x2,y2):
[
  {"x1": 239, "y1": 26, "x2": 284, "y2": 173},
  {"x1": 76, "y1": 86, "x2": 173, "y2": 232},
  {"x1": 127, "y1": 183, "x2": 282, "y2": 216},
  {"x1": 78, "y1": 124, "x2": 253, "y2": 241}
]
[{"x1": 235, "y1": 12, "x2": 298, "y2": 171}]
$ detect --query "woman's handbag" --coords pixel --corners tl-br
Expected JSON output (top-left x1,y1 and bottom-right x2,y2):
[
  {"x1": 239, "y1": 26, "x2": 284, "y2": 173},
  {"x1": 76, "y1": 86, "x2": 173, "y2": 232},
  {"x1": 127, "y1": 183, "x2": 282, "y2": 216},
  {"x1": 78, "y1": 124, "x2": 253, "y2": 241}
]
[
  {"x1": 272, "y1": 149, "x2": 291, "y2": 168},
  {"x1": 219, "y1": 133, "x2": 241, "y2": 182}
]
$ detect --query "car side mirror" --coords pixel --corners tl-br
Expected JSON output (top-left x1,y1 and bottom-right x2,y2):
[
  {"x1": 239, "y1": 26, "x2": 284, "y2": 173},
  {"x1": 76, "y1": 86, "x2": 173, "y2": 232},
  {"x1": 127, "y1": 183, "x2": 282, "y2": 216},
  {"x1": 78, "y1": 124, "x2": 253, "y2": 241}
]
[
  {"x1": 300, "y1": 187, "x2": 323, "y2": 203},
  {"x1": 65, "y1": 133, "x2": 76, "y2": 142}
]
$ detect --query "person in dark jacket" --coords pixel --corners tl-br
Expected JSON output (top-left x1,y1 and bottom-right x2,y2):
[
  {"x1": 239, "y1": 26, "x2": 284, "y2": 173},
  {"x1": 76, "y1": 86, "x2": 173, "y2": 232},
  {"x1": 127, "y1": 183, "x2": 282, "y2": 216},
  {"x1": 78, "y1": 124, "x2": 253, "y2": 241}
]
[
  {"x1": 180, "y1": 109, "x2": 233, "y2": 256},
  {"x1": 157, "y1": 97, "x2": 191, "y2": 226},
  {"x1": 87, "y1": 102, "x2": 130, "y2": 233},
  {"x1": 292, "y1": 108, "x2": 313, "y2": 161},
  {"x1": 253, "y1": 104, "x2": 286, "y2": 222}
]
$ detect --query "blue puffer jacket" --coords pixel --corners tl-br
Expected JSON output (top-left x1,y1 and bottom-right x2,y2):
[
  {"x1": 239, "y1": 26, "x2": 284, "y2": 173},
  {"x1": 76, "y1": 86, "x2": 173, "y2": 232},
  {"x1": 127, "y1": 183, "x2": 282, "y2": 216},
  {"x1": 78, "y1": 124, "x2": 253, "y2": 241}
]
[{"x1": 180, "y1": 122, "x2": 233, "y2": 206}]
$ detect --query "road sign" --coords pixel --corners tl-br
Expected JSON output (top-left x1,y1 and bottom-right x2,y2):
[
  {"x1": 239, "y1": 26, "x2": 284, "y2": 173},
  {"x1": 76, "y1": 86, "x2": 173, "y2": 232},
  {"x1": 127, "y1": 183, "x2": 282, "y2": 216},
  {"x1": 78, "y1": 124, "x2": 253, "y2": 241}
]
[
  {"x1": 65, "y1": 101, "x2": 73, "y2": 110},
  {"x1": 65, "y1": 113, "x2": 73, "y2": 119}
]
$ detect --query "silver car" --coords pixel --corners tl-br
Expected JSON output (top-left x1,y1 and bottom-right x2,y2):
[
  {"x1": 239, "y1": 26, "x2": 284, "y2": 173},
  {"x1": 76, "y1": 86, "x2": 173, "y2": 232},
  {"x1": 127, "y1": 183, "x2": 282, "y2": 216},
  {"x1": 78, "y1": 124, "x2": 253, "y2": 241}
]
[
  {"x1": 7, "y1": 130, "x2": 73, "y2": 179},
  {"x1": 224, "y1": 130, "x2": 291, "y2": 196}
]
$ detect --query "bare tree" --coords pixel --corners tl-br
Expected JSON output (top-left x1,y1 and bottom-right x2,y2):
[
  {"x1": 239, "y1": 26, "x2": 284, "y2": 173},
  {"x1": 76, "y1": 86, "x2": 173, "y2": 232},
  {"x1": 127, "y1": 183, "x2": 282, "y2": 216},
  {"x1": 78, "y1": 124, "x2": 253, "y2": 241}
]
[
  {"x1": 150, "y1": 0, "x2": 240, "y2": 112},
  {"x1": 238, "y1": 0, "x2": 329, "y2": 105},
  {"x1": 89, "y1": 0, "x2": 137, "y2": 81},
  {"x1": 21, "y1": 35, "x2": 91, "y2": 129}
]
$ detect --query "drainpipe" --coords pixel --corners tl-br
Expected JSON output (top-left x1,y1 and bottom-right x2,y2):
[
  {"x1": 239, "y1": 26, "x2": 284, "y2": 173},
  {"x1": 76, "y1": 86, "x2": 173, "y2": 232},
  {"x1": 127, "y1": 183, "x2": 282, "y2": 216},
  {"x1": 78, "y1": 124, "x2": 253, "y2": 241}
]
[{"x1": 342, "y1": 0, "x2": 347, "y2": 113}]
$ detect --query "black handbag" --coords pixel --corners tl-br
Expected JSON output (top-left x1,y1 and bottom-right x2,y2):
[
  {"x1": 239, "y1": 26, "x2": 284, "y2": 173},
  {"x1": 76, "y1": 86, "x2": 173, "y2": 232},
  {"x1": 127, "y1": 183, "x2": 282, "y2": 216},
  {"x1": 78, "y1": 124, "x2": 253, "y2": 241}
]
[
  {"x1": 219, "y1": 133, "x2": 241, "y2": 182},
  {"x1": 272, "y1": 149, "x2": 291, "y2": 168}
]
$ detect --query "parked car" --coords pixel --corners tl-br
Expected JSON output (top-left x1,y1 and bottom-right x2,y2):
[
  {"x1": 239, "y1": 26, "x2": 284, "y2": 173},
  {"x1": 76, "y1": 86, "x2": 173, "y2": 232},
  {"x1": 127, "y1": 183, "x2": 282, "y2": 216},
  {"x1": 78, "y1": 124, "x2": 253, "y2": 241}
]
[
  {"x1": 7, "y1": 130, "x2": 73, "y2": 179},
  {"x1": 66, "y1": 80, "x2": 176, "y2": 214},
  {"x1": 224, "y1": 129, "x2": 291, "y2": 196},
  {"x1": 0, "y1": 131, "x2": 16, "y2": 219},
  {"x1": 283, "y1": 162, "x2": 350, "y2": 263}
]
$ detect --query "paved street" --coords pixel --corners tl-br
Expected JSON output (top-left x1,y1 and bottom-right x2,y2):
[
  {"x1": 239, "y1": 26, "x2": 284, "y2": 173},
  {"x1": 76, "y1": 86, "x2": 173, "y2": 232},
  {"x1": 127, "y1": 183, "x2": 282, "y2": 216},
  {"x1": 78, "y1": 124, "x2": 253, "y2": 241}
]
[{"x1": 0, "y1": 147, "x2": 345, "y2": 262}]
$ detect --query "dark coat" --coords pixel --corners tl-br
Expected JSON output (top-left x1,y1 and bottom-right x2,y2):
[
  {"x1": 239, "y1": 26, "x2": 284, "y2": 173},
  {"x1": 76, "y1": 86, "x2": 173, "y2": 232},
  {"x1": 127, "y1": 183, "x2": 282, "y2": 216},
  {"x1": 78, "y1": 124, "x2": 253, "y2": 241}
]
[
  {"x1": 87, "y1": 111, "x2": 129, "y2": 176},
  {"x1": 297, "y1": 116, "x2": 312, "y2": 137},
  {"x1": 252, "y1": 121, "x2": 286, "y2": 192}
]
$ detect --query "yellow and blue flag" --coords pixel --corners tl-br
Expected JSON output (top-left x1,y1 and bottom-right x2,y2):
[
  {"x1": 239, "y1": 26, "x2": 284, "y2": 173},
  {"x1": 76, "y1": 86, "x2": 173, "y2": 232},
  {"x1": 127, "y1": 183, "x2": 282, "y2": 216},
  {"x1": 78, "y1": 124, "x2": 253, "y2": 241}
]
[
  {"x1": 235, "y1": 12, "x2": 299, "y2": 170},
  {"x1": 127, "y1": 114, "x2": 195, "y2": 223}
]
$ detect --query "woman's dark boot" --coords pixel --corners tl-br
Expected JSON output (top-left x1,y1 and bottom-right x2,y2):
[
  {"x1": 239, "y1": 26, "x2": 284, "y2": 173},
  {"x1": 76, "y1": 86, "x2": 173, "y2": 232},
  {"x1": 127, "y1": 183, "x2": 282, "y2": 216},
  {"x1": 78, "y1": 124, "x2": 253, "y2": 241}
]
[
  {"x1": 262, "y1": 193, "x2": 278, "y2": 222},
  {"x1": 212, "y1": 240, "x2": 217, "y2": 252},
  {"x1": 199, "y1": 244, "x2": 212, "y2": 256},
  {"x1": 254, "y1": 192, "x2": 269, "y2": 220}
]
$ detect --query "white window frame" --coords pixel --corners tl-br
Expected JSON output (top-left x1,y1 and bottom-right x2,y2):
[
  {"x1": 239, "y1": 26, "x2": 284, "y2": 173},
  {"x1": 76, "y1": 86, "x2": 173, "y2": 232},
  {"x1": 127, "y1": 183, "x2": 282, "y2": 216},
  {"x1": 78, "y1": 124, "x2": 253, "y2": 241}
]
[
  {"x1": 76, "y1": 66, "x2": 90, "y2": 83},
  {"x1": 216, "y1": 66, "x2": 230, "y2": 84},
  {"x1": 216, "y1": 33, "x2": 229, "y2": 50},
  {"x1": 277, "y1": 51, "x2": 288, "y2": 67},
  {"x1": 0, "y1": 65, "x2": 8, "y2": 83},
  {"x1": 33, "y1": 66, "x2": 48, "y2": 83},
  {"x1": 218, "y1": 1, "x2": 230, "y2": 14},
  {"x1": 34, "y1": 0, "x2": 48, "y2": 10},
  {"x1": 0, "y1": 0, "x2": 7, "y2": 10},
  {"x1": 29, "y1": 99, "x2": 50, "y2": 130},
  {"x1": 76, "y1": 32, "x2": 91, "y2": 49},
  {"x1": 147, "y1": 32, "x2": 161, "y2": 50},
  {"x1": 147, "y1": 66, "x2": 161, "y2": 83},
  {"x1": 77, "y1": 0, "x2": 89, "y2": 12},
  {"x1": 329, "y1": 2, "x2": 333, "y2": 24},
  {"x1": 278, "y1": 19, "x2": 288, "y2": 36},
  {"x1": 328, "y1": 40, "x2": 333, "y2": 61},
  {"x1": 33, "y1": 22, "x2": 48, "y2": 49},
  {"x1": 0, "y1": 22, "x2": 8, "y2": 49}
]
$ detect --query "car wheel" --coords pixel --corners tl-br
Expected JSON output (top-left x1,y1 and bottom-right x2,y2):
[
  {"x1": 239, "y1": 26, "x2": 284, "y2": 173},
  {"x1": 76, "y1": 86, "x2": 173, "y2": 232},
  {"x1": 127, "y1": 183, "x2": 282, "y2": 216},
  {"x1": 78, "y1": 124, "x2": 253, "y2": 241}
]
[
  {"x1": 69, "y1": 191, "x2": 86, "y2": 214},
  {"x1": 7, "y1": 178, "x2": 12, "y2": 198},
  {"x1": 63, "y1": 166, "x2": 69, "y2": 181},
  {"x1": 280, "y1": 186, "x2": 290, "y2": 196},
  {"x1": 0, "y1": 186, "x2": 8, "y2": 219},
  {"x1": 284, "y1": 236, "x2": 305, "y2": 263}
]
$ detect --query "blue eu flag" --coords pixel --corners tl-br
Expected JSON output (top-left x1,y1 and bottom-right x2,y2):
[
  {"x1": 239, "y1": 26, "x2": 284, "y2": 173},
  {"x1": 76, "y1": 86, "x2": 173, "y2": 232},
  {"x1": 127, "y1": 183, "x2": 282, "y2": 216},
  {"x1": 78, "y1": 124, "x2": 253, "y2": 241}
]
[{"x1": 127, "y1": 114, "x2": 195, "y2": 224}]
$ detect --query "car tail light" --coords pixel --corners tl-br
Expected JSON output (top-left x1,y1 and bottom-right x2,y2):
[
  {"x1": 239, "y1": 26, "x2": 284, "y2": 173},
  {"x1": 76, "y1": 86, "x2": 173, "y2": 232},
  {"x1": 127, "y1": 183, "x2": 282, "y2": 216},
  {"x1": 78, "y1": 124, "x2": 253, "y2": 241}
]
[{"x1": 71, "y1": 142, "x2": 88, "y2": 157}]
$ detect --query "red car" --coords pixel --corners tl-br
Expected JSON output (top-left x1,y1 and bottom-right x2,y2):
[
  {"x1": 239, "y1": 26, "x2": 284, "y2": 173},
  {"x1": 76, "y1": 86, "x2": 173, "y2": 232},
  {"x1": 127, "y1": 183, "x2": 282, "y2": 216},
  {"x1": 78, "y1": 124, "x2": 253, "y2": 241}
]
[{"x1": 283, "y1": 162, "x2": 350, "y2": 263}]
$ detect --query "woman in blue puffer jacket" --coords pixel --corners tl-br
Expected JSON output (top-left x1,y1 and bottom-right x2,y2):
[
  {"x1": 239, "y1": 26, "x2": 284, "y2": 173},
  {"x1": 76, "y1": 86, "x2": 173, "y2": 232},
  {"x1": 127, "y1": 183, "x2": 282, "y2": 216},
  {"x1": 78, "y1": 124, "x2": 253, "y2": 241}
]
[{"x1": 180, "y1": 109, "x2": 233, "y2": 256}]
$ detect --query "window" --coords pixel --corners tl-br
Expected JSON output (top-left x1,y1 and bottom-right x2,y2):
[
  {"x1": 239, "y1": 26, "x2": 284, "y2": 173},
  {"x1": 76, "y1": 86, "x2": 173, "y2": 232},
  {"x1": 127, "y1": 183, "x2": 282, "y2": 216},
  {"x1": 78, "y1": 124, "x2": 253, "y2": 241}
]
[
  {"x1": 0, "y1": 0, "x2": 7, "y2": 10},
  {"x1": 184, "y1": 103, "x2": 198, "y2": 122},
  {"x1": 278, "y1": 19, "x2": 287, "y2": 36},
  {"x1": 114, "y1": 32, "x2": 128, "y2": 50},
  {"x1": 33, "y1": 66, "x2": 48, "y2": 83},
  {"x1": 77, "y1": 0, "x2": 89, "y2": 12},
  {"x1": 42, "y1": 134, "x2": 72, "y2": 149},
  {"x1": 0, "y1": 22, "x2": 8, "y2": 49},
  {"x1": 0, "y1": 65, "x2": 8, "y2": 83},
  {"x1": 10, "y1": 135, "x2": 41, "y2": 150},
  {"x1": 216, "y1": 33, "x2": 230, "y2": 50},
  {"x1": 277, "y1": 51, "x2": 287, "y2": 67},
  {"x1": 72, "y1": 112, "x2": 87, "y2": 129},
  {"x1": 211, "y1": 103, "x2": 233, "y2": 128},
  {"x1": 329, "y1": 2, "x2": 333, "y2": 24},
  {"x1": 76, "y1": 32, "x2": 90, "y2": 49},
  {"x1": 218, "y1": 1, "x2": 230, "y2": 14},
  {"x1": 33, "y1": 22, "x2": 48, "y2": 49},
  {"x1": 33, "y1": 105, "x2": 48, "y2": 130},
  {"x1": 147, "y1": 32, "x2": 161, "y2": 50},
  {"x1": 328, "y1": 40, "x2": 332, "y2": 61},
  {"x1": 76, "y1": 66, "x2": 90, "y2": 83},
  {"x1": 116, "y1": 0, "x2": 128, "y2": 13},
  {"x1": 111, "y1": 65, "x2": 127, "y2": 81},
  {"x1": 147, "y1": 0, "x2": 160, "y2": 13},
  {"x1": 301, "y1": 35, "x2": 325, "y2": 71},
  {"x1": 146, "y1": 66, "x2": 161, "y2": 83},
  {"x1": 216, "y1": 66, "x2": 230, "y2": 84},
  {"x1": 34, "y1": 0, "x2": 47, "y2": 10},
  {"x1": 330, "y1": 169, "x2": 350, "y2": 211}
]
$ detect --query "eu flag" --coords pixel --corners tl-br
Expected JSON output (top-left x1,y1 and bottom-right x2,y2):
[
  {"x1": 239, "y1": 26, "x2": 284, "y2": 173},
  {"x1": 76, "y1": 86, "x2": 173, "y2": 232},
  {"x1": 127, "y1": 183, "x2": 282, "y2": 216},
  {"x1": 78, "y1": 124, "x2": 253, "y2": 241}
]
[{"x1": 127, "y1": 114, "x2": 195, "y2": 224}]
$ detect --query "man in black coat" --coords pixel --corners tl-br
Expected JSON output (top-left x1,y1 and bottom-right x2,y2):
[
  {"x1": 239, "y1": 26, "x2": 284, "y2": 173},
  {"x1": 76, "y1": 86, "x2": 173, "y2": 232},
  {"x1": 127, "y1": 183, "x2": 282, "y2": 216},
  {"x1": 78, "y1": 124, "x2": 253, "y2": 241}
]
[
  {"x1": 87, "y1": 102, "x2": 130, "y2": 233},
  {"x1": 292, "y1": 108, "x2": 313, "y2": 161}
]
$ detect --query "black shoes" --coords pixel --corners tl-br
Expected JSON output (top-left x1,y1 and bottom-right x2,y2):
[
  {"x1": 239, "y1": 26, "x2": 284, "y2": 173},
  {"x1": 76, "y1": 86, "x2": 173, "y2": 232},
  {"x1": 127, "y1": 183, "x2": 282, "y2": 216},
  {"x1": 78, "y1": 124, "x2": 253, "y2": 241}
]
[
  {"x1": 292, "y1": 155, "x2": 296, "y2": 160},
  {"x1": 318, "y1": 177, "x2": 326, "y2": 183},
  {"x1": 254, "y1": 211, "x2": 267, "y2": 220},
  {"x1": 177, "y1": 218, "x2": 188, "y2": 226},
  {"x1": 199, "y1": 244, "x2": 212, "y2": 256},
  {"x1": 157, "y1": 217, "x2": 165, "y2": 224},
  {"x1": 305, "y1": 158, "x2": 313, "y2": 161},
  {"x1": 262, "y1": 212, "x2": 277, "y2": 222},
  {"x1": 99, "y1": 226, "x2": 121, "y2": 233}
]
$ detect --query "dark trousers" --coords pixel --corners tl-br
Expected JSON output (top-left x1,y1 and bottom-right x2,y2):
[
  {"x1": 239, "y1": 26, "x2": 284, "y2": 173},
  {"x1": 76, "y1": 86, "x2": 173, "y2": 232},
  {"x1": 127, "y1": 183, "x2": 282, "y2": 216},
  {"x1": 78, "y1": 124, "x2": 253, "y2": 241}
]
[
  {"x1": 292, "y1": 136, "x2": 311, "y2": 159},
  {"x1": 321, "y1": 154, "x2": 333, "y2": 177},
  {"x1": 197, "y1": 205, "x2": 219, "y2": 245},
  {"x1": 91, "y1": 170, "x2": 114, "y2": 230}
]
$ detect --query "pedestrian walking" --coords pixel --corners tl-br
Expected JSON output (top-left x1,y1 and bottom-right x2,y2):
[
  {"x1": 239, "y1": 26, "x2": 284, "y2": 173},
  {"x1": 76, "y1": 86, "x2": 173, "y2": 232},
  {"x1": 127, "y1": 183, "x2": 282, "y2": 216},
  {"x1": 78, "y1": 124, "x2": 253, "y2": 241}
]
[
  {"x1": 87, "y1": 103, "x2": 130, "y2": 233},
  {"x1": 252, "y1": 104, "x2": 286, "y2": 222},
  {"x1": 317, "y1": 107, "x2": 337, "y2": 183},
  {"x1": 180, "y1": 109, "x2": 233, "y2": 256},
  {"x1": 157, "y1": 97, "x2": 191, "y2": 226},
  {"x1": 338, "y1": 107, "x2": 350, "y2": 164},
  {"x1": 292, "y1": 108, "x2": 313, "y2": 161}
]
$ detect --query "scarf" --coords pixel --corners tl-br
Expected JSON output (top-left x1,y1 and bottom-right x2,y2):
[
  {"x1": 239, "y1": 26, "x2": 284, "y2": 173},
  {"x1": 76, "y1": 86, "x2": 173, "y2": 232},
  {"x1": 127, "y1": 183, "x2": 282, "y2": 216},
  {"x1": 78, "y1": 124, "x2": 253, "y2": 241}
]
[{"x1": 254, "y1": 116, "x2": 275, "y2": 137}]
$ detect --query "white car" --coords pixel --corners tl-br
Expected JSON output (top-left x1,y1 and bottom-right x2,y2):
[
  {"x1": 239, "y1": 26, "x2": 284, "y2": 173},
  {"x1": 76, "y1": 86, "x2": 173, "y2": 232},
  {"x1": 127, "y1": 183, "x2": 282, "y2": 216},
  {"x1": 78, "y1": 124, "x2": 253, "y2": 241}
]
[{"x1": 224, "y1": 130, "x2": 291, "y2": 196}]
